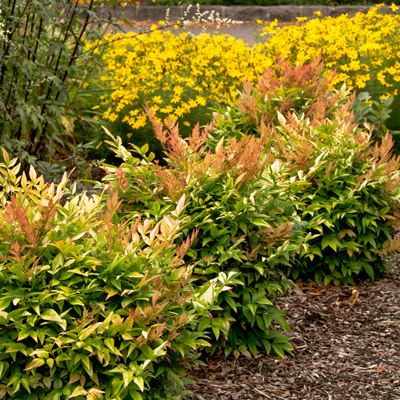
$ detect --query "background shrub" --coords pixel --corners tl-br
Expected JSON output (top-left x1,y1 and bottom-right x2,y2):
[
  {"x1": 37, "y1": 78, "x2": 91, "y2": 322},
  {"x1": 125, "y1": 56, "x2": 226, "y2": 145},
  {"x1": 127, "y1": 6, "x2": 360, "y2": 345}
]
[
  {"x1": 0, "y1": 150, "x2": 233, "y2": 399},
  {"x1": 208, "y1": 56, "x2": 348, "y2": 149}
]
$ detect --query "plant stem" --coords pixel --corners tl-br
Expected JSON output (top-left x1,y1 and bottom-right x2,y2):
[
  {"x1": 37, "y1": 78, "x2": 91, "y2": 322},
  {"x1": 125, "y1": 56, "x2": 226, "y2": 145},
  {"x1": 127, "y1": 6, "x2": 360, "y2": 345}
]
[{"x1": 32, "y1": 0, "x2": 95, "y2": 157}]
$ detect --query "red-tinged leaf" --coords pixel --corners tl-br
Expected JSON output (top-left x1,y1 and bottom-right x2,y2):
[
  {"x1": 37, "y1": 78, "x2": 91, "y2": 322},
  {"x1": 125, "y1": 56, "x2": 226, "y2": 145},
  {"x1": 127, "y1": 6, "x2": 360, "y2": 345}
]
[
  {"x1": 25, "y1": 358, "x2": 45, "y2": 371},
  {"x1": 175, "y1": 194, "x2": 186, "y2": 217},
  {"x1": 69, "y1": 386, "x2": 88, "y2": 398}
]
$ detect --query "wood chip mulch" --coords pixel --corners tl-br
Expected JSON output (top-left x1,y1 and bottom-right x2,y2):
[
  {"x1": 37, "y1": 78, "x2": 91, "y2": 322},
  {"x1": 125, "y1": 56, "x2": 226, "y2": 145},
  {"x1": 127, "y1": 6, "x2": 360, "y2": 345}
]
[{"x1": 187, "y1": 254, "x2": 400, "y2": 400}]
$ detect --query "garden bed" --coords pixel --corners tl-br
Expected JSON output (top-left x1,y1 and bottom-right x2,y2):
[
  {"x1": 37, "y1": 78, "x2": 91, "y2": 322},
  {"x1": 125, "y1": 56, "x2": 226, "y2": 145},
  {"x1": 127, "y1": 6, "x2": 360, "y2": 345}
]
[{"x1": 188, "y1": 254, "x2": 400, "y2": 399}]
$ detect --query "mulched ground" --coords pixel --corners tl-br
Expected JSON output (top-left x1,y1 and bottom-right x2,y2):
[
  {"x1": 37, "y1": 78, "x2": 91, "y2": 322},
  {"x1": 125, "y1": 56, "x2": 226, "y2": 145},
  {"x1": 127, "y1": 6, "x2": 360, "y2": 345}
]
[{"x1": 187, "y1": 255, "x2": 400, "y2": 400}]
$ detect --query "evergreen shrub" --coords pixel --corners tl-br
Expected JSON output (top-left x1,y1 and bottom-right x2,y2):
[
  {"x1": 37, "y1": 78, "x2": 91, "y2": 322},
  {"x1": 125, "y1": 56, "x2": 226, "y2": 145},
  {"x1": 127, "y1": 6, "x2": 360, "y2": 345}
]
[
  {"x1": 0, "y1": 150, "x2": 234, "y2": 399},
  {"x1": 211, "y1": 57, "x2": 400, "y2": 285},
  {"x1": 100, "y1": 110, "x2": 306, "y2": 358}
]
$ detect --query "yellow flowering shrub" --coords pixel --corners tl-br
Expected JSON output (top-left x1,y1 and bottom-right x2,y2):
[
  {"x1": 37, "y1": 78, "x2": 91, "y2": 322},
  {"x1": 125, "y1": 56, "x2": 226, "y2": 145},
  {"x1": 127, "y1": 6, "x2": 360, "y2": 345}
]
[
  {"x1": 256, "y1": 4, "x2": 400, "y2": 97},
  {"x1": 98, "y1": 26, "x2": 274, "y2": 131},
  {"x1": 97, "y1": 6, "x2": 400, "y2": 138}
]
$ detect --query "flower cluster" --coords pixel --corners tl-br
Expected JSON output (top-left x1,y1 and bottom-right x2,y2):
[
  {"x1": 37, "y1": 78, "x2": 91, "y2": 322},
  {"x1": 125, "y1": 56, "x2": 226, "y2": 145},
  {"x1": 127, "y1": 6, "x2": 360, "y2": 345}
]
[
  {"x1": 184, "y1": 3, "x2": 243, "y2": 30},
  {"x1": 256, "y1": 4, "x2": 400, "y2": 97},
  {"x1": 99, "y1": 26, "x2": 272, "y2": 129}
]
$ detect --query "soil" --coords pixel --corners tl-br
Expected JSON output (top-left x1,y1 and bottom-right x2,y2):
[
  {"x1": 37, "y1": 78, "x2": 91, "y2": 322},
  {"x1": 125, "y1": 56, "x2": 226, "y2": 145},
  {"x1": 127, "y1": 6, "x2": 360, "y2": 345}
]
[{"x1": 187, "y1": 254, "x2": 400, "y2": 400}]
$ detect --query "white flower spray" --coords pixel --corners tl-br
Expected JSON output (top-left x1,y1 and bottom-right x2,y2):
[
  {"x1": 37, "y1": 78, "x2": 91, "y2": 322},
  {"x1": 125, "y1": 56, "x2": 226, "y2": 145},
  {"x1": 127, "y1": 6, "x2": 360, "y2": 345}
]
[
  {"x1": 0, "y1": 8, "x2": 10, "y2": 43},
  {"x1": 150, "y1": 0, "x2": 242, "y2": 36}
]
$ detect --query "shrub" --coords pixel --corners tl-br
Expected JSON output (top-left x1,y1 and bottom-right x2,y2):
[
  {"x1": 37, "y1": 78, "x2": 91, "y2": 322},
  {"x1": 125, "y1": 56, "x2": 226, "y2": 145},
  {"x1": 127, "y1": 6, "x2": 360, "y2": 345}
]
[
  {"x1": 208, "y1": 56, "x2": 349, "y2": 149},
  {"x1": 100, "y1": 107, "x2": 306, "y2": 358},
  {"x1": 0, "y1": 150, "x2": 234, "y2": 399},
  {"x1": 210, "y1": 58, "x2": 400, "y2": 285},
  {"x1": 274, "y1": 107, "x2": 400, "y2": 285},
  {"x1": 0, "y1": 0, "x2": 132, "y2": 179}
]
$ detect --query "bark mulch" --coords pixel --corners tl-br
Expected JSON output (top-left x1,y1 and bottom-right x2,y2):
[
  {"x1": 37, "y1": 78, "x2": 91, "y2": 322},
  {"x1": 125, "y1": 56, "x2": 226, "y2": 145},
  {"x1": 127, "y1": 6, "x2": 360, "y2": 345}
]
[{"x1": 187, "y1": 255, "x2": 400, "y2": 400}]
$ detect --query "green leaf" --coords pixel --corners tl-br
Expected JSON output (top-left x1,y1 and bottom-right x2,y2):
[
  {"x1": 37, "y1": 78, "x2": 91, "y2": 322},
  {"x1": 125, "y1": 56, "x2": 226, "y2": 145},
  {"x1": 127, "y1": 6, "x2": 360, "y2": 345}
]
[
  {"x1": 0, "y1": 361, "x2": 9, "y2": 379},
  {"x1": 0, "y1": 297, "x2": 12, "y2": 311},
  {"x1": 198, "y1": 317, "x2": 211, "y2": 332},
  {"x1": 129, "y1": 391, "x2": 143, "y2": 400},
  {"x1": 362, "y1": 262, "x2": 375, "y2": 280},
  {"x1": 321, "y1": 236, "x2": 340, "y2": 252},
  {"x1": 272, "y1": 344, "x2": 285, "y2": 358},
  {"x1": 224, "y1": 294, "x2": 237, "y2": 313}
]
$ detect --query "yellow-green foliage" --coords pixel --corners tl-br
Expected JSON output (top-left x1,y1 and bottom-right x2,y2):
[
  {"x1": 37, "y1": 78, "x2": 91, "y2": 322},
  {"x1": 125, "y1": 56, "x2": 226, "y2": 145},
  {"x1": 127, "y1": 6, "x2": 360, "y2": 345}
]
[
  {"x1": 98, "y1": 25, "x2": 273, "y2": 131},
  {"x1": 0, "y1": 149, "x2": 234, "y2": 399},
  {"x1": 257, "y1": 4, "x2": 400, "y2": 96}
]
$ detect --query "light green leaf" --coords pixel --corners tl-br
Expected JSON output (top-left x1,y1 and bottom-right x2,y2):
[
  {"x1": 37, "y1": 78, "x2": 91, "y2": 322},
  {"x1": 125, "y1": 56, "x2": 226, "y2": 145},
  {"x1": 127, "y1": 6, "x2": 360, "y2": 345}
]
[
  {"x1": 133, "y1": 376, "x2": 145, "y2": 392},
  {"x1": 41, "y1": 309, "x2": 63, "y2": 324},
  {"x1": 69, "y1": 386, "x2": 88, "y2": 398}
]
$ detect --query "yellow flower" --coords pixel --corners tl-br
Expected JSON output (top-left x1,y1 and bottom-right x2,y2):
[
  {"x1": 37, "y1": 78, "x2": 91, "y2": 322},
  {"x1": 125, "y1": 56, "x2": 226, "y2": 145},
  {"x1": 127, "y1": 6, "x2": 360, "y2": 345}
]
[{"x1": 153, "y1": 96, "x2": 163, "y2": 105}]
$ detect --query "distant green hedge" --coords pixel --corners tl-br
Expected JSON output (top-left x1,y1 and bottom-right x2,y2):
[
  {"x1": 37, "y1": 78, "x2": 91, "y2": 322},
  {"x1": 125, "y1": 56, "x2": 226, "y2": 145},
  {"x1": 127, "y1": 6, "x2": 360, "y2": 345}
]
[{"x1": 150, "y1": 0, "x2": 400, "y2": 5}]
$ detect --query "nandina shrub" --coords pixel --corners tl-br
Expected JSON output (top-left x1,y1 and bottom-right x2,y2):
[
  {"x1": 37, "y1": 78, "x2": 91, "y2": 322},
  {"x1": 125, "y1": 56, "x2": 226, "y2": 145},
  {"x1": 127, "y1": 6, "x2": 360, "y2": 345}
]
[
  {"x1": 271, "y1": 106, "x2": 400, "y2": 285},
  {"x1": 209, "y1": 59, "x2": 400, "y2": 284},
  {"x1": 0, "y1": 150, "x2": 234, "y2": 400},
  {"x1": 100, "y1": 108, "x2": 305, "y2": 358}
]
